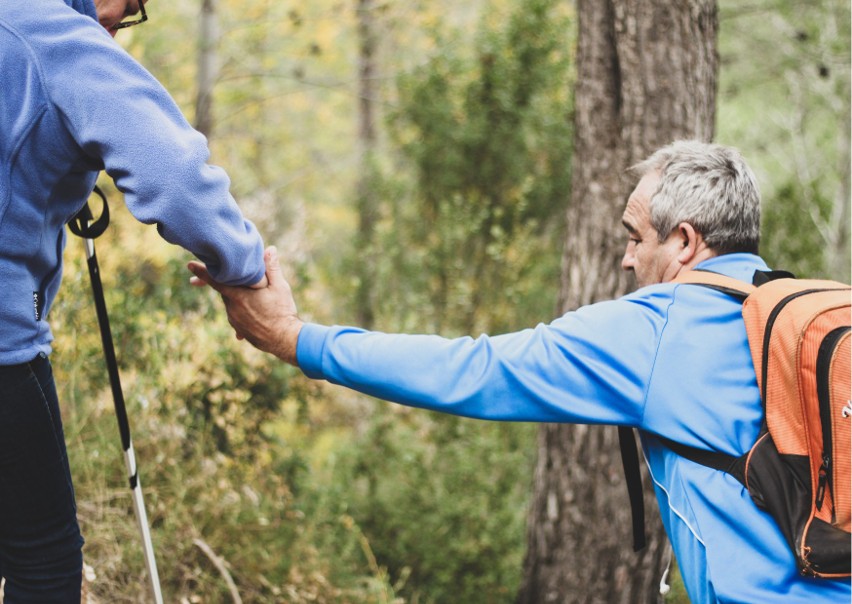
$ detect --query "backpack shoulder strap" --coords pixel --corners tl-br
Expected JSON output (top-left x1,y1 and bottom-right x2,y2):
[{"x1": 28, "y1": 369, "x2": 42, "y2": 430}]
[{"x1": 673, "y1": 269, "x2": 756, "y2": 300}]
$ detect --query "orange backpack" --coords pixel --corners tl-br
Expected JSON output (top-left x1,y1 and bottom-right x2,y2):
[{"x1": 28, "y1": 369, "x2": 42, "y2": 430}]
[{"x1": 655, "y1": 270, "x2": 852, "y2": 578}]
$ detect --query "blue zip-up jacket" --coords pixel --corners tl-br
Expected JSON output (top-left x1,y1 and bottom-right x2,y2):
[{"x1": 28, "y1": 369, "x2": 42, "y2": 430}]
[
  {"x1": 296, "y1": 254, "x2": 851, "y2": 603},
  {"x1": 0, "y1": 0, "x2": 265, "y2": 364}
]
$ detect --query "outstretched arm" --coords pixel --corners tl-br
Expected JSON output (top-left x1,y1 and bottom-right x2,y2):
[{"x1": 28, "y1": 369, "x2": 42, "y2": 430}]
[
  {"x1": 188, "y1": 247, "x2": 302, "y2": 365},
  {"x1": 190, "y1": 248, "x2": 655, "y2": 426}
]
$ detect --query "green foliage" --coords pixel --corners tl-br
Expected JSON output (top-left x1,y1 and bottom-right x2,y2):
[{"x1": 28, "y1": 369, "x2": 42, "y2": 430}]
[
  {"x1": 316, "y1": 4, "x2": 573, "y2": 599},
  {"x1": 371, "y1": 0, "x2": 573, "y2": 334},
  {"x1": 761, "y1": 181, "x2": 835, "y2": 278},
  {"x1": 322, "y1": 409, "x2": 536, "y2": 604}
]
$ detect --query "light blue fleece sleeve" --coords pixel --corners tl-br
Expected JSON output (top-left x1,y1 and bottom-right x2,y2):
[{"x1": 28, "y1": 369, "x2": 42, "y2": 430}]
[
  {"x1": 297, "y1": 295, "x2": 668, "y2": 424},
  {"x1": 34, "y1": 9, "x2": 264, "y2": 286}
]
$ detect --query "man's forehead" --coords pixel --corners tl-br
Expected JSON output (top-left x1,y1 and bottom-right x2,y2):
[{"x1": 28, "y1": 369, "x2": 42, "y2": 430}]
[
  {"x1": 621, "y1": 199, "x2": 639, "y2": 232},
  {"x1": 622, "y1": 172, "x2": 659, "y2": 227},
  {"x1": 622, "y1": 196, "x2": 647, "y2": 229},
  {"x1": 632, "y1": 171, "x2": 661, "y2": 200}
]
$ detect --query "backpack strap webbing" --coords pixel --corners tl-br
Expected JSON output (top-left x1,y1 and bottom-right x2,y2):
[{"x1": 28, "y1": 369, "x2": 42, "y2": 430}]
[
  {"x1": 654, "y1": 435, "x2": 748, "y2": 486},
  {"x1": 673, "y1": 269, "x2": 755, "y2": 299},
  {"x1": 617, "y1": 426, "x2": 646, "y2": 551}
]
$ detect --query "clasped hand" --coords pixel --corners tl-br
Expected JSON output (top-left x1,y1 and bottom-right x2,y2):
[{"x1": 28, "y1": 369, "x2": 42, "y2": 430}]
[{"x1": 188, "y1": 246, "x2": 303, "y2": 365}]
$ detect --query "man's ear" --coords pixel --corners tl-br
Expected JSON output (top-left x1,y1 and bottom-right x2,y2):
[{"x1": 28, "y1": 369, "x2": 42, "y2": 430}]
[{"x1": 676, "y1": 222, "x2": 700, "y2": 264}]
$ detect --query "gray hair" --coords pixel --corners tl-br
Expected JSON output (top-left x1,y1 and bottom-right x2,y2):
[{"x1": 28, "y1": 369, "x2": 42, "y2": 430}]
[{"x1": 632, "y1": 140, "x2": 761, "y2": 255}]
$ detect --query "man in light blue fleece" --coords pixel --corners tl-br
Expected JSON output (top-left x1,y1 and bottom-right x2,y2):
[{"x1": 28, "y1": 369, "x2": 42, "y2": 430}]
[
  {"x1": 0, "y1": 0, "x2": 265, "y2": 599},
  {"x1": 190, "y1": 140, "x2": 851, "y2": 603}
]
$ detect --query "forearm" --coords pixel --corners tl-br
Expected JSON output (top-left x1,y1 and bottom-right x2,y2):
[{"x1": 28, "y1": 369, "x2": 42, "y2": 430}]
[{"x1": 294, "y1": 318, "x2": 650, "y2": 425}]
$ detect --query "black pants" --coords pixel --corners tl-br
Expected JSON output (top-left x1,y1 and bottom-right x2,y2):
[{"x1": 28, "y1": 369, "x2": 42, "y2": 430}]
[{"x1": 0, "y1": 354, "x2": 83, "y2": 602}]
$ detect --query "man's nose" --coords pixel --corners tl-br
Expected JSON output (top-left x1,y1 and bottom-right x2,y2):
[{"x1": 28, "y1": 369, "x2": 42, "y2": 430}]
[{"x1": 621, "y1": 247, "x2": 634, "y2": 271}]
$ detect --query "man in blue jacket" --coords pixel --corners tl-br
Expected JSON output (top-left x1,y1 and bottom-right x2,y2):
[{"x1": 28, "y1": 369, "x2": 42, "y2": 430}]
[
  {"x1": 0, "y1": 0, "x2": 266, "y2": 599},
  {"x1": 191, "y1": 140, "x2": 850, "y2": 603}
]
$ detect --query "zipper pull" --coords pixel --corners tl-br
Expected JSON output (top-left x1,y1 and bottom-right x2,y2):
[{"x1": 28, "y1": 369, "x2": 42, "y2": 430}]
[{"x1": 815, "y1": 456, "x2": 830, "y2": 510}]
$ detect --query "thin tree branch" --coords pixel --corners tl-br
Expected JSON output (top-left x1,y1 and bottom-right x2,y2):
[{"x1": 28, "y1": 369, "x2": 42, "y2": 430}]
[{"x1": 193, "y1": 538, "x2": 243, "y2": 604}]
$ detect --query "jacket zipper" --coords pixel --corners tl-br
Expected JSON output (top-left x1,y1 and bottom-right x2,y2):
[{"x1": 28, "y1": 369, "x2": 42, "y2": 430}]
[
  {"x1": 814, "y1": 326, "x2": 850, "y2": 518},
  {"x1": 34, "y1": 230, "x2": 66, "y2": 322}
]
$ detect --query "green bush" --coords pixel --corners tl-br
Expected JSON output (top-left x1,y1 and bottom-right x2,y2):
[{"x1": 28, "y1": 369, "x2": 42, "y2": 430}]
[{"x1": 321, "y1": 408, "x2": 536, "y2": 603}]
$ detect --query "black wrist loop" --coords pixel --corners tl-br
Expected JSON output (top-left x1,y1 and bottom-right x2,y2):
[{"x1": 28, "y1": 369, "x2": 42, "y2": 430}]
[{"x1": 68, "y1": 185, "x2": 110, "y2": 239}]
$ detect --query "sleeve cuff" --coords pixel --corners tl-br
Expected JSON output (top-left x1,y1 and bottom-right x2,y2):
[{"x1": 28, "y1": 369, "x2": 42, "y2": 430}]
[{"x1": 296, "y1": 322, "x2": 331, "y2": 379}]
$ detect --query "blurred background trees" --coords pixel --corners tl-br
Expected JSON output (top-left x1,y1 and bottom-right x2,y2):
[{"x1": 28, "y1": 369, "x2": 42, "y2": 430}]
[
  {"x1": 717, "y1": 0, "x2": 850, "y2": 282},
  {"x1": 50, "y1": 0, "x2": 849, "y2": 601}
]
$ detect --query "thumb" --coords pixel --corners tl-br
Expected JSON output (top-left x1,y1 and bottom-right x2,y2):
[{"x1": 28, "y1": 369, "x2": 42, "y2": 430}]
[{"x1": 264, "y1": 246, "x2": 283, "y2": 287}]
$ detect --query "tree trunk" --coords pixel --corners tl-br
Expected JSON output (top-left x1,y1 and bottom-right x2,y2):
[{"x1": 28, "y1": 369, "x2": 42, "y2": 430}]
[
  {"x1": 355, "y1": 0, "x2": 379, "y2": 328},
  {"x1": 518, "y1": 1, "x2": 718, "y2": 603},
  {"x1": 195, "y1": 0, "x2": 219, "y2": 139}
]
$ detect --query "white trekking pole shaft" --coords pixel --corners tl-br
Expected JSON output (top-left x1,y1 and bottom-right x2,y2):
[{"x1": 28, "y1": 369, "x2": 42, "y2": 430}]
[{"x1": 124, "y1": 441, "x2": 163, "y2": 604}]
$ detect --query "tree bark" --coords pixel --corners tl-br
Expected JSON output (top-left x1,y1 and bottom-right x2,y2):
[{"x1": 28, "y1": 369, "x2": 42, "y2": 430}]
[
  {"x1": 195, "y1": 0, "x2": 219, "y2": 139},
  {"x1": 518, "y1": 1, "x2": 718, "y2": 602},
  {"x1": 355, "y1": 0, "x2": 379, "y2": 328}
]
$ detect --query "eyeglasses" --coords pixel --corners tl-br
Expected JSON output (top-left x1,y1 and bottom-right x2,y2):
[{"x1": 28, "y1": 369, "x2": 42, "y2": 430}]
[{"x1": 114, "y1": 2, "x2": 147, "y2": 30}]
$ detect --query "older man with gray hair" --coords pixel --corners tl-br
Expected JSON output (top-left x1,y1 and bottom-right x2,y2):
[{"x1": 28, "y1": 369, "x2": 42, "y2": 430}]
[{"x1": 190, "y1": 140, "x2": 851, "y2": 603}]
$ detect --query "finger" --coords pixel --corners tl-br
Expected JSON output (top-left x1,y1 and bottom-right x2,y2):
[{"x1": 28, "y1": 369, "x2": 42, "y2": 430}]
[
  {"x1": 188, "y1": 261, "x2": 227, "y2": 294},
  {"x1": 264, "y1": 246, "x2": 283, "y2": 287},
  {"x1": 187, "y1": 261, "x2": 211, "y2": 284}
]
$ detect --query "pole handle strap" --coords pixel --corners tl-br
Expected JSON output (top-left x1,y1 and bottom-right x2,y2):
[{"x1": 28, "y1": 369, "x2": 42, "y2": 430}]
[{"x1": 68, "y1": 186, "x2": 110, "y2": 240}]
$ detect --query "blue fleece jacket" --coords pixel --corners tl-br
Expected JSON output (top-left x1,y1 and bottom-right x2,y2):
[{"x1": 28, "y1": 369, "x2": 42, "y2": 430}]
[
  {"x1": 296, "y1": 253, "x2": 852, "y2": 603},
  {"x1": 0, "y1": 0, "x2": 265, "y2": 364}
]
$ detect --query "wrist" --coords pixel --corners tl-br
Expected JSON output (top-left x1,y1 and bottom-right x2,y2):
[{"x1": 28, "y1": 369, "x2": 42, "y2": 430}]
[{"x1": 274, "y1": 316, "x2": 303, "y2": 366}]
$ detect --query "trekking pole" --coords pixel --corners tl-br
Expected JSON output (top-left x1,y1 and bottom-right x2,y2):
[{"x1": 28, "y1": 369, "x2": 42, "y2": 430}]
[{"x1": 68, "y1": 187, "x2": 165, "y2": 604}]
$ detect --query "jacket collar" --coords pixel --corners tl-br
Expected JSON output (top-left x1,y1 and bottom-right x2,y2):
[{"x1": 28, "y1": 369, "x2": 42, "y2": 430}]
[{"x1": 693, "y1": 253, "x2": 771, "y2": 283}]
